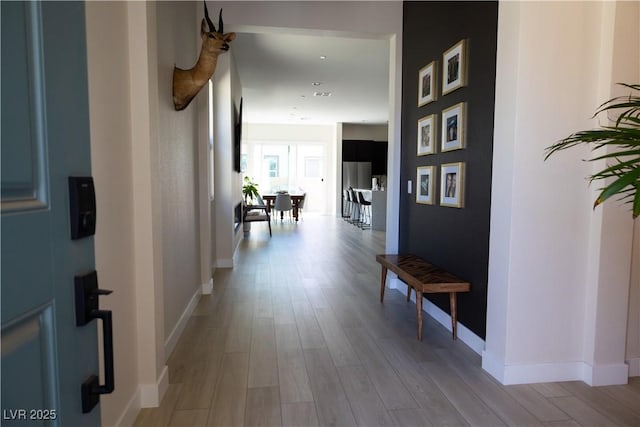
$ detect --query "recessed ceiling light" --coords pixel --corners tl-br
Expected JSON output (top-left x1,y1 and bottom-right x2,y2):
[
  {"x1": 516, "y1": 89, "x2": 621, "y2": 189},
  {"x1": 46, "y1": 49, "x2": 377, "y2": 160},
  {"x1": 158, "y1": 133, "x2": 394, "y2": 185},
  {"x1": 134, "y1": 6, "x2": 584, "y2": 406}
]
[
  {"x1": 311, "y1": 82, "x2": 322, "y2": 86},
  {"x1": 319, "y1": 55, "x2": 327, "y2": 60},
  {"x1": 313, "y1": 91, "x2": 332, "y2": 97}
]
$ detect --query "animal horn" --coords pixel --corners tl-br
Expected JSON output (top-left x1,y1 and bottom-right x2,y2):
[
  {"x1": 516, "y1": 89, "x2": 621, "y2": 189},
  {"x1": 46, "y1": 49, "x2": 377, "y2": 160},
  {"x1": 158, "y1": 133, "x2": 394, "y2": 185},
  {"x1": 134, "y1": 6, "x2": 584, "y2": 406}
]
[
  {"x1": 204, "y1": 1, "x2": 216, "y2": 32},
  {"x1": 218, "y1": 9, "x2": 224, "y2": 34}
]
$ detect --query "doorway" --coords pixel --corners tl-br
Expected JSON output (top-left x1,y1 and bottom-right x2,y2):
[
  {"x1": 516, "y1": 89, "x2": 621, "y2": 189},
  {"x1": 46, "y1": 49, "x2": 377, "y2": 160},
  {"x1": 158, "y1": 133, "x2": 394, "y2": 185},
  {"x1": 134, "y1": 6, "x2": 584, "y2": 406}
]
[{"x1": 243, "y1": 141, "x2": 330, "y2": 214}]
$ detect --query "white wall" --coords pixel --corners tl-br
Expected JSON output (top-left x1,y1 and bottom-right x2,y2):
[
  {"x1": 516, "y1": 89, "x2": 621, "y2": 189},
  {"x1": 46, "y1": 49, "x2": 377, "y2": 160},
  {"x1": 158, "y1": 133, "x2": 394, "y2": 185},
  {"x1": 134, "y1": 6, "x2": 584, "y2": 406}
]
[
  {"x1": 213, "y1": 51, "x2": 244, "y2": 267},
  {"x1": 86, "y1": 1, "x2": 208, "y2": 424},
  {"x1": 155, "y1": 0, "x2": 202, "y2": 349},
  {"x1": 485, "y1": 0, "x2": 638, "y2": 386},
  {"x1": 85, "y1": 3, "x2": 139, "y2": 426}
]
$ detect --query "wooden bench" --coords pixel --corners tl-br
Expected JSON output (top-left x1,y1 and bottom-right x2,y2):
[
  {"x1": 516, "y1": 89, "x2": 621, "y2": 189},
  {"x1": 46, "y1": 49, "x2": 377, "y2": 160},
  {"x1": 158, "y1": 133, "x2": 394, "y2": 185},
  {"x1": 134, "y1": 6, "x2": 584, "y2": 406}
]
[{"x1": 376, "y1": 254, "x2": 470, "y2": 341}]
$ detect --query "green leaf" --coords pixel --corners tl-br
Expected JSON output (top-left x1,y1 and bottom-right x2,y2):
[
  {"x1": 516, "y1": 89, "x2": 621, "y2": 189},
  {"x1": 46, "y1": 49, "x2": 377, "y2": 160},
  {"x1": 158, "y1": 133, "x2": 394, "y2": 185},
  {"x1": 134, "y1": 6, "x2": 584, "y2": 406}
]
[
  {"x1": 589, "y1": 149, "x2": 640, "y2": 162},
  {"x1": 593, "y1": 168, "x2": 640, "y2": 208},
  {"x1": 545, "y1": 83, "x2": 640, "y2": 217},
  {"x1": 590, "y1": 159, "x2": 639, "y2": 180}
]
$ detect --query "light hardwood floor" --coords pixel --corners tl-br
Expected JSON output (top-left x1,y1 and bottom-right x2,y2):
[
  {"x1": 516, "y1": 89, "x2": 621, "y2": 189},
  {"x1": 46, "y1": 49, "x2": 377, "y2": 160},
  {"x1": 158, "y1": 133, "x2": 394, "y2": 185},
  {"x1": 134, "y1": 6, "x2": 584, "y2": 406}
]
[{"x1": 134, "y1": 215, "x2": 640, "y2": 427}]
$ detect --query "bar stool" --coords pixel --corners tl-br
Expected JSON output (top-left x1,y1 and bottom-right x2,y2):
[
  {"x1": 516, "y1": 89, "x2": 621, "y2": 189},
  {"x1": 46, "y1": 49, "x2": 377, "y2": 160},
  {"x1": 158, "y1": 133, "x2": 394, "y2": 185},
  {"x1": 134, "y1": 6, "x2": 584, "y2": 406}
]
[
  {"x1": 357, "y1": 191, "x2": 371, "y2": 229},
  {"x1": 342, "y1": 190, "x2": 351, "y2": 221},
  {"x1": 349, "y1": 189, "x2": 361, "y2": 226}
]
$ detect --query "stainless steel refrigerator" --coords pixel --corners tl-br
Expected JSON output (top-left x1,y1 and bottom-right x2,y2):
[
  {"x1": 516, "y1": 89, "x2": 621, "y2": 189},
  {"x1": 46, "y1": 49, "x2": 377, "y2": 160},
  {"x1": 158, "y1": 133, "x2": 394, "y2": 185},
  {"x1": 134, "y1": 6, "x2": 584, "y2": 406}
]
[{"x1": 342, "y1": 161, "x2": 372, "y2": 190}]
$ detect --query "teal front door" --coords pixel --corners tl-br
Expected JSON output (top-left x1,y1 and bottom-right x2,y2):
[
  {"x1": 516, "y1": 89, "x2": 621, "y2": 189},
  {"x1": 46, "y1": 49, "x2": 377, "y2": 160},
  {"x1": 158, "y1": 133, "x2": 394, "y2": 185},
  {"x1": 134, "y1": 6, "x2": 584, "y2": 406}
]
[{"x1": 2, "y1": 2, "x2": 101, "y2": 425}]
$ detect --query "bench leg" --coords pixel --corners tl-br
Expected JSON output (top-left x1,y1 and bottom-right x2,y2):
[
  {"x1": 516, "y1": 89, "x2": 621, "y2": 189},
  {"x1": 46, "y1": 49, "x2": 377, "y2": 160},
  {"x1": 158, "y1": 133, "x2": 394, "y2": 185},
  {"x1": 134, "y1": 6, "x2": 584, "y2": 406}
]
[
  {"x1": 416, "y1": 290, "x2": 423, "y2": 341},
  {"x1": 407, "y1": 285, "x2": 412, "y2": 301},
  {"x1": 379, "y1": 267, "x2": 388, "y2": 303},
  {"x1": 450, "y1": 292, "x2": 458, "y2": 340}
]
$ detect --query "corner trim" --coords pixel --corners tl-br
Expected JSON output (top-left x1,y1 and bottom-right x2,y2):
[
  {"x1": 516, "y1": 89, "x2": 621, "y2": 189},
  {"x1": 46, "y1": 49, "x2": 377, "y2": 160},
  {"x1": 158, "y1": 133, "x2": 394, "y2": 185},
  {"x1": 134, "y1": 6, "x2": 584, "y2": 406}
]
[
  {"x1": 109, "y1": 387, "x2": 141, "y2": 427},
  {"x1": 202, "y1": 278, "x2": 213, "y2": 295},
  {"x1": 583, "y1": 362, "x2": 629, "y2": 386},
  {"x1": 627, "y1": 357, "x2": 640, "y2": 377},
  {"x1": 139, "y1": 365, "x2": 169, "y2": 407}
]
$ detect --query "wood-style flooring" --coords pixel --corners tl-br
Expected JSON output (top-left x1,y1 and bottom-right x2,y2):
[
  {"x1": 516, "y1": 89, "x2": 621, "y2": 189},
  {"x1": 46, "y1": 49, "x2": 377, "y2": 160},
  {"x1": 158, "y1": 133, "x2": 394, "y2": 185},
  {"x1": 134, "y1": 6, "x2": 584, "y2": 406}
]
[{"x1": 134, "y1": 215, "x2": 640, "y2": 427}]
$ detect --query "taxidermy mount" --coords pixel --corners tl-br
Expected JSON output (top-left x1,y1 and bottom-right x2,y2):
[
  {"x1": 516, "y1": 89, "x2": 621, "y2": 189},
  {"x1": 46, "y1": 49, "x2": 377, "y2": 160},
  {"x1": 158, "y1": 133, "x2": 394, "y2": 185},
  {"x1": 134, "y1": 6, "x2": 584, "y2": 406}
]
[{"x1": 172, "y1": 2, "x2": 236, "y2": 111}]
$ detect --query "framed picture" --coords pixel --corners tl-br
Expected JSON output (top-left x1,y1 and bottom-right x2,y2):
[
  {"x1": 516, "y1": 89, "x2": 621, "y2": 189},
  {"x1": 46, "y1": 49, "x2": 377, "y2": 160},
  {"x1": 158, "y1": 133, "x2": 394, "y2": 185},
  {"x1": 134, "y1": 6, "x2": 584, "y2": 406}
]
[
  {"x1": 417, "y1": 114, "x2": 436, "y2": 156},
  {"x1": 418, "y1": 61, "x2": 437, "y2": 106},
  {"x1": 416, "y1": 166, "x2": 434, "y2": 205},
  {"x1": 442, "y1": 39, "x2": 467, "y2": 95},
  {"x1": 441, "y1": 102, "x2": 466, "y2": 152},
  {"x1": 440, "y1": 162, "x2": 464, "y2": 208}
]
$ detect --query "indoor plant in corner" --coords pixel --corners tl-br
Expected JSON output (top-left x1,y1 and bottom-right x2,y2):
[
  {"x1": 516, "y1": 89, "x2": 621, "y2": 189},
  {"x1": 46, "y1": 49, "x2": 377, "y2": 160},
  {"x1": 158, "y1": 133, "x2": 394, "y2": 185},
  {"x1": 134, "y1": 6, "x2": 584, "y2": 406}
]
[
  {"x1": 241, "y1": 177, "x2": 260, "y2": 233},
  {"x1": 242, "y1": 176, "x2": 260, "y2": 204},
  {"x1": 545, "y1": 83, "x2": 640, "y2": 218}
]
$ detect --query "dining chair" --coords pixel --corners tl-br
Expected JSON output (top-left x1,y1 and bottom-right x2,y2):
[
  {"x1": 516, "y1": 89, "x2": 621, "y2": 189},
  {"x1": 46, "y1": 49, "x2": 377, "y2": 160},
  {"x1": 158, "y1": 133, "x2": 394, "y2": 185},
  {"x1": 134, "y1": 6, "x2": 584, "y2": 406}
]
[
  {"x1": 274, "y1": 193, "x2": 293, "y2": 222},
  {"x1": 297, "y1": 193, "x2": 307, "y2": 220},
  {"x1": 243, "y1": 199, "x2": 272, "y2": 236}
]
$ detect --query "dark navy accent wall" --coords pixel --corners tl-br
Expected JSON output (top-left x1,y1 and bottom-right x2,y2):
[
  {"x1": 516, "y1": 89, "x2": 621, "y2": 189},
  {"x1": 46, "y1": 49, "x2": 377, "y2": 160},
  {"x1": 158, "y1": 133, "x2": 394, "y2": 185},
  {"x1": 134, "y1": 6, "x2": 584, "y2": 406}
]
[{"x1": 400, "y1": 1, "x2": 498, "y2": 338}]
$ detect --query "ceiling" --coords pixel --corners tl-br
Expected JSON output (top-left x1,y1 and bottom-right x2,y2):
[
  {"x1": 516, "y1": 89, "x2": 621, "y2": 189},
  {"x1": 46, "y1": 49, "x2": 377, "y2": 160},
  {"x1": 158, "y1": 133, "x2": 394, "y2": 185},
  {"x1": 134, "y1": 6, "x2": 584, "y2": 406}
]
[{"x1": 230, "y1": 31, "x2": 390, "y2": 125}]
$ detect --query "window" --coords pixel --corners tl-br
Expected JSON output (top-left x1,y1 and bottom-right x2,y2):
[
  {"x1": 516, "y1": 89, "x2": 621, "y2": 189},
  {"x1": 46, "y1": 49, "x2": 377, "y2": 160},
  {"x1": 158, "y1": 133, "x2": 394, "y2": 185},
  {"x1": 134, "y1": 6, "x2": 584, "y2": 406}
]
[{"x1": 264, "y1": 155, "x2": 279, "y2": 178}]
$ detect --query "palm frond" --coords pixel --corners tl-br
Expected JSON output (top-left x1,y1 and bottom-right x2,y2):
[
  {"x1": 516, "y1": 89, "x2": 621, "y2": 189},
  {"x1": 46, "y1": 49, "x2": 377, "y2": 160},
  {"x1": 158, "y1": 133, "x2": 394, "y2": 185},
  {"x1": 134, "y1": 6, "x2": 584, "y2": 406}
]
[{"x1": 545, "y1": 83, "x2": 640, "y2": 218}]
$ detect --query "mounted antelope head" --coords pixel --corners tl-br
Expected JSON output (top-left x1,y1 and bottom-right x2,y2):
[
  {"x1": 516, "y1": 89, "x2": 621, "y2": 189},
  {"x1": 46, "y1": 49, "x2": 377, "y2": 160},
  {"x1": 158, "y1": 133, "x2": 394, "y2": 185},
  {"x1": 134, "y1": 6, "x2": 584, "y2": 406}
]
[{"x1": 172, "y1": 2, "x2": 236, "y2": 111}]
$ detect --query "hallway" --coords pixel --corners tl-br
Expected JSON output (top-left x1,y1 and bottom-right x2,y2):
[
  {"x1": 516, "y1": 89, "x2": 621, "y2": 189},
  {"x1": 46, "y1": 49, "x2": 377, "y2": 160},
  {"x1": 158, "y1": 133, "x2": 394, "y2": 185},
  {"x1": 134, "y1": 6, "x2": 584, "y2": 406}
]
[{"x1": 133, "y1": 216, "x2": 640, "y2": 426}]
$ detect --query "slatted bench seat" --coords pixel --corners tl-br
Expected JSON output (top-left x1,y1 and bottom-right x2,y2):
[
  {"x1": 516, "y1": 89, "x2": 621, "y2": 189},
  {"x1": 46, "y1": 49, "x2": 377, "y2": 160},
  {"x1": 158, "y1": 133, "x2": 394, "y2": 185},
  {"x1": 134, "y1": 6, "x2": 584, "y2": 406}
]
[{"x1": 376, "y1": 254, "x2": 470, "y2": 341}]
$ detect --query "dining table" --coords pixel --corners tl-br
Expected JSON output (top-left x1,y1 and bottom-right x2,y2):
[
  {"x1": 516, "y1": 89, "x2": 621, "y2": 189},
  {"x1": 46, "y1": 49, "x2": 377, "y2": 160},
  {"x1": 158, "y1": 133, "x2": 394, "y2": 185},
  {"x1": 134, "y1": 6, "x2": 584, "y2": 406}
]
[{"x1": 261, "y1": 194, "x2": 305, "y2": 222}]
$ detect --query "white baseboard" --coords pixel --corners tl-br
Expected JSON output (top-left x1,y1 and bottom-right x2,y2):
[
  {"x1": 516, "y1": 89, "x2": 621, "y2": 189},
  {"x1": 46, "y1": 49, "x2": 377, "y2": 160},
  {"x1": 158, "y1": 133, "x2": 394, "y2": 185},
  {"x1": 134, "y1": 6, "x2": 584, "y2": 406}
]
[
  {"x1": 482, "y1": 351, "x2": 640, "y2": 386},
  {"x1": 388, "y1": 278, "x2": 633, "y2": 386},
  {"x1": 388, "y1": 278, "x2": 485, "y2": 355},
  {"x1": 482, "y1": 351, "x2": 630, "y2": 385},
  {"x1": 583, "y1": 362, "x2": 629, "y2": 386},
  {"x1": 202, "y1": 278, "x2": 213, "y2": 295},
  {"x1": 164, "y1": 286, "x2": 202, "y2": 358},
  {"x1": 481, "y1": 350, "x2": 506, "y2": 384},
  {"x1": 627, "y1": 357, "x2": 640, "y2": 377},
  {"x1": 139, "y1": 365, "x2": 169, "y2": 407},
  {"x1": 217, "y1": 258, "x2": 233, "y2": 268},
  {"x1": 106, "y1": 388, "x2": 141, "y2": 427}
]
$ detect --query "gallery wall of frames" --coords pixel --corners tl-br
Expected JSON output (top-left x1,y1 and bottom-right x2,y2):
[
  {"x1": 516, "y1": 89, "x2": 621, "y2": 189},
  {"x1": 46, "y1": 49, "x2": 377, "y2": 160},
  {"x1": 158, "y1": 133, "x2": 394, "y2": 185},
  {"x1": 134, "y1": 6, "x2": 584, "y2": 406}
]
[{"x1": 400, "y1": 1, "x2": 498, "y2": 339}]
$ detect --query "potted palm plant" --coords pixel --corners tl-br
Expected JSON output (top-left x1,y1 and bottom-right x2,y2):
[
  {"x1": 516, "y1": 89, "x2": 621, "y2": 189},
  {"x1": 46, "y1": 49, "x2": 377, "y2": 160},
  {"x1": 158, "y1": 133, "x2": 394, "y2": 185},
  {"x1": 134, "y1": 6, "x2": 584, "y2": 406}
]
[
  {"x1": 242, "y1": 176, "x2": 260, "y2": 204},
  {"x1": 545, "y1": 83, "x2": 639, "y2": 218}
]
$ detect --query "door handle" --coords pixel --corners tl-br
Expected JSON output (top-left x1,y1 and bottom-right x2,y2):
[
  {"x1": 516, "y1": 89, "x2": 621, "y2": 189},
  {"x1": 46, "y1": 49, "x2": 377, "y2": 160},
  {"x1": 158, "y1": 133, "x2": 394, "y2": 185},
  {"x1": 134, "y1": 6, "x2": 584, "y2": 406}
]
[{"x1": 74, "y1": 271, "x2": 115, "y2": 413}]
